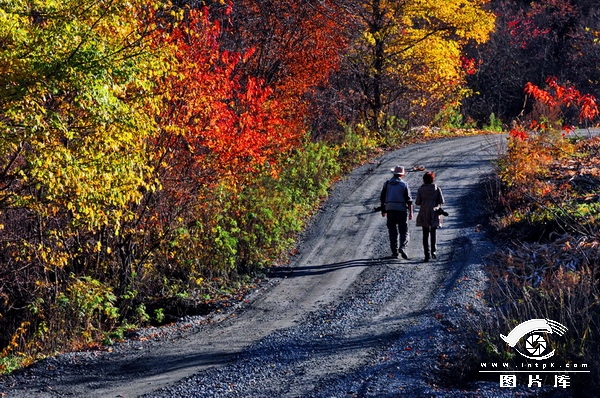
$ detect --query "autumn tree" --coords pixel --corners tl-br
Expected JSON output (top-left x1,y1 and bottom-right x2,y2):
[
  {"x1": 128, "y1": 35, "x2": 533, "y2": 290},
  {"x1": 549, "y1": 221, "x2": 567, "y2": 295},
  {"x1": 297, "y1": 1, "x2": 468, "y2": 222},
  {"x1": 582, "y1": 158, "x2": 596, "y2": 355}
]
[
  {"x1": 130, "y1": 5, "x2": 311, "y2": 295},
  {"x1": 0, "y1": 0, "x2": 167, "y2": 357},
  {"x1": 339, "y1": 0, "x2": 496, "y2": 132},
  {"x1": 221, "y1": 0, "x2": 349, "y2": 139},
  {"x1": 524, "y1": 76, "x2": 599, "y2": 129},
  {"x1": 462, "y1": 0, "x2": 600, "y2": 126},
  {"x1": 157, "y1": 8, "x2": 297, "y2": 180}
]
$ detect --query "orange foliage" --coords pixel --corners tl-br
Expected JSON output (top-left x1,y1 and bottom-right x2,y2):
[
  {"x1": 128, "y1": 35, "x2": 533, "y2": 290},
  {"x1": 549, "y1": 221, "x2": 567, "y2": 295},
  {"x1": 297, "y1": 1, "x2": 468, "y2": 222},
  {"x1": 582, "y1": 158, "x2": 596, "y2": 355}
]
[
  {"x1": 228, "y1": 0, "x2": 347, "y2": 132},
  {"x1": 508, "y1": 126, "x2": 528, "y2": 140},
  {"x1": 500, "y1": 77, "x2": 596, "y2": 196},
  {"x1": 156, "y1": 7, "x2": 299, "y2": 189},
  {"x1": 525, "y1": 77, "x2": 599, "y2": 124}
]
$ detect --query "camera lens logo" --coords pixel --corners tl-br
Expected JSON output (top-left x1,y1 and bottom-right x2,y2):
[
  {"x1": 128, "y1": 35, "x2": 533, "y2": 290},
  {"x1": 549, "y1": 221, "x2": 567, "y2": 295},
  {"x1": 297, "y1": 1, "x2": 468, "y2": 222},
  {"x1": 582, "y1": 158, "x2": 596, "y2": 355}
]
[{"x1": 501, "y1": 319, "x2": 567, "y2": 360}]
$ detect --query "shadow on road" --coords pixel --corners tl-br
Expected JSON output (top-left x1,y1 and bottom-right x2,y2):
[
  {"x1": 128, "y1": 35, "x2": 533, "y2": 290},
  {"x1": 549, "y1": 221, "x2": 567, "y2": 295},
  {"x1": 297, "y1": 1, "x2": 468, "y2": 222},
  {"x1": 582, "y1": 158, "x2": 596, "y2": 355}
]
[{"x1": 268, "y1": 258, "x2": 391, "y2": 278}]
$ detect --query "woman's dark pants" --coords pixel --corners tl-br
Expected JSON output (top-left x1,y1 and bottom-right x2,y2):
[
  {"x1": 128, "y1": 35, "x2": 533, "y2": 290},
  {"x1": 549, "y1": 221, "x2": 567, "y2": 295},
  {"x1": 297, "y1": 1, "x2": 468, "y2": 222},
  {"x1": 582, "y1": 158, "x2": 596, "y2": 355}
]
[{"x1": 422, "y1": 226, "x2": 437, "y2": 256}]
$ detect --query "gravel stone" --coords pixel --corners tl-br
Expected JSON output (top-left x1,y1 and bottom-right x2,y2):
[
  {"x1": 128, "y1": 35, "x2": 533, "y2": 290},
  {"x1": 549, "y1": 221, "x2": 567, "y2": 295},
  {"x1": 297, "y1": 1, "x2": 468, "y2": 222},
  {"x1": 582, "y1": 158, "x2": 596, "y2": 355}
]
[{"x1": 1, "y1": 136, "x2": 575, "y2": 398}]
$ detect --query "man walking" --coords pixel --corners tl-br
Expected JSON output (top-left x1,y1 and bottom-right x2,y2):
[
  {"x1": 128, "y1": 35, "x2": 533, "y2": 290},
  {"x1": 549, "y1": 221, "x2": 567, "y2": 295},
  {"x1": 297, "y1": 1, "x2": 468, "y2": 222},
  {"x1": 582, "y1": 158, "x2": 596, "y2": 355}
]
[{"x1": 380, "y1": 166, "x2": 413, "y2": 259}]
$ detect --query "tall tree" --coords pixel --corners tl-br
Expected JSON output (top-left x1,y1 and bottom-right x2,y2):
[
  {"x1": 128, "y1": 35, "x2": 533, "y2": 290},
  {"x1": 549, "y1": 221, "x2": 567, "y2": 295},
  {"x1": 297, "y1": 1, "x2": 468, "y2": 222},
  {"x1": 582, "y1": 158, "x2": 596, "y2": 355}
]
[
  {"x1": 0, "y1": 0, "x2": 165, "y2": 229},
  {"x1": 155, "y1": 6, "x2": 302, "y2": 191},
  {"x1": 224, "y1": 0, "x2": 349, "y2": 139},
  {"x1": 129, "y1": 6, "x2": 308, "y2": 296},
  {"x1": 342, "y1": 0, "x2": 496, "y2": 131},
  {"x1": 0, "y1": 0, "x2": 167, "y2": 354},
  {"x1": 463, "y1": 0, "x2": 600, "y2": 126}
]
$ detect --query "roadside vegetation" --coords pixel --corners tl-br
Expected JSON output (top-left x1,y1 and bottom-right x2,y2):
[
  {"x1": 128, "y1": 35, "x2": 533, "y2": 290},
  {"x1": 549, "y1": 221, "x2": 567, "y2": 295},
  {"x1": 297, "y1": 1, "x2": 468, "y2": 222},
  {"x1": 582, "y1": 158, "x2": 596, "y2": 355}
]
[
  {"x1": 473, "y1": 78, "x2": 600, "y2": 393},
  {"x1": 2, "y1": 0, "x2": 600, "y2": 380},
  {"x1": 0, "y1": 0, "x2": 496, "y2": 373}
]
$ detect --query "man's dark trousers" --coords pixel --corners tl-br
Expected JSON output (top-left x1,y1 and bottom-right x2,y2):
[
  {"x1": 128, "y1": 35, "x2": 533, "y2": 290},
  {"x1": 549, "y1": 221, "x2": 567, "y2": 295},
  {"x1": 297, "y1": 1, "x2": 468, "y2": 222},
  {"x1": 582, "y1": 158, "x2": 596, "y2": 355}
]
[{"x1": 386, "y1": 210, "x2": 408, "y2": 255}]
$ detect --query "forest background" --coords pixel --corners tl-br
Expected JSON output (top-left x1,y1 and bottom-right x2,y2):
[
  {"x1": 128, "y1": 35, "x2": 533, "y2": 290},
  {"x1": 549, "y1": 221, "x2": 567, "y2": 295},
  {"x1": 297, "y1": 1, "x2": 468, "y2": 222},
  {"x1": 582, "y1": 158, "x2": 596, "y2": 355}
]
[{"x1": 1, "y1": 0, "x2": 599, "y2": 378}]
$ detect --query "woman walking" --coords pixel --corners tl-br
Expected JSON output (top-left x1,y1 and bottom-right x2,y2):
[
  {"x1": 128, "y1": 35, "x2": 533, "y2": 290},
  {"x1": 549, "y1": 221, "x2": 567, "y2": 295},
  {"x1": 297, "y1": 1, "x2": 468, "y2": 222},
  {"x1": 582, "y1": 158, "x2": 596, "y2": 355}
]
[{"x1": 415, "y1": 172, "x2": 445, "y2": 262}]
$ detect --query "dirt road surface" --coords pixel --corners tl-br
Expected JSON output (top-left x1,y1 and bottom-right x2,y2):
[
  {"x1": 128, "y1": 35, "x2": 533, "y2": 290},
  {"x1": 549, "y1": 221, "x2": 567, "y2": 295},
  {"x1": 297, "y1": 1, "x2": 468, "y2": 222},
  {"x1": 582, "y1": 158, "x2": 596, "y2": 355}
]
[{"x1": 1, "y1": 134, "x2": 512, "y2": 397}]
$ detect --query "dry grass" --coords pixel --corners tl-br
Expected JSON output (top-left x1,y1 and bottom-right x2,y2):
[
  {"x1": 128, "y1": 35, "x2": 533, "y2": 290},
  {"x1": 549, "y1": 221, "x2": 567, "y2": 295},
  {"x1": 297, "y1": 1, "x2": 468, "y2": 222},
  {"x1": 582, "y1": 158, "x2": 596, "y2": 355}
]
[{"x1": 473, "y1": 135, "x2": 600, "y2": 393}]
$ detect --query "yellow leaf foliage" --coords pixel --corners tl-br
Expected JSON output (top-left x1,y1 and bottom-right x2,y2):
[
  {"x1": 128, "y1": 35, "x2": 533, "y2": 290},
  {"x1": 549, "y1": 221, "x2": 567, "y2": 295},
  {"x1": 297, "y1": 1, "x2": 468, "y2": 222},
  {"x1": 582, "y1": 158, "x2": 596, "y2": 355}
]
[
  {"x1": 0, "y1": 0, "x2": 169, "y2": 230},
  {"x1": 350, "y1": 0, "x2": 496, "y2": 123}
]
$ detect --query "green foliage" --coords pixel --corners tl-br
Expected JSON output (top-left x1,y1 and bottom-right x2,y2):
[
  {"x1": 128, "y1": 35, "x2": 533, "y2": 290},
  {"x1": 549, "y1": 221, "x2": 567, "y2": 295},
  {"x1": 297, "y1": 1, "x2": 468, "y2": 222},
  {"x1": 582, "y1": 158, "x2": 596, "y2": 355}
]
[
  {"x1": 338, "y1": 124, "x2": 380, "y2": 162},
  {"x1": 51, "y1": 276, "x2": 120, "y2": 349},
  {"x1": 104, "y1": 322, "x2": 137, "y2": 345},
  {"x1": 379, "y1": 117, "x2": 414, "y2": 148},
  {"x1": 162, "y1": 138, "x2": 341, "y2": 286},
  {"x1": 234, "y1": 140, "x2": 342, "y2": 271},
  {"x1": 483, "y1": 113, "x2": 504, "y2": 132},
  {"x1": 0, "y1": 0, "x2": 167, "y2": 365},
  {"x1": 58, "y1": 276, "x2": 119, "y2": 329},
  {"x1": 575, "y1": 202, "x2": 600, "y2": 219},
  {"x1": 0, "y1": 355, "x2": 25, "y2": 375},
  {"x1": 154, "y1": 308, "x2": 165, "y2": 324},
  {"x1": 135, "y1": 304, "x2": 150, "y2": 324},
  {"x1": 433, "y1": 105, "x2": 467, "y2": 129}
]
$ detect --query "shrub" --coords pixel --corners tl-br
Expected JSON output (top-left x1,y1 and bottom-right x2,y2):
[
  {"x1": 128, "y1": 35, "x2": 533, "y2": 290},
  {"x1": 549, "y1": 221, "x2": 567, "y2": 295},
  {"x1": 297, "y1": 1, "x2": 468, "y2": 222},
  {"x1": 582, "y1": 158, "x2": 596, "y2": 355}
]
[{"x1": 477, "y1": 79, "x2": 600, "y2": 393}]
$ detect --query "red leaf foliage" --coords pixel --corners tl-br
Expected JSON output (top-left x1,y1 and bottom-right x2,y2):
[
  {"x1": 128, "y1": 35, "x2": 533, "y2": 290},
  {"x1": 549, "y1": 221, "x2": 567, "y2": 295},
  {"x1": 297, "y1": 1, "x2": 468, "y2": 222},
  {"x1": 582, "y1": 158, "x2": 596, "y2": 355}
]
[
  {"x1": 524, "y1": 77, "x2": 599, "y2": 124},
  {"x1": 505, "y1": 0, "x2": 576, "y2": 49},
  {"x1": 155, "y1": 7, "x2": 300, "y2": 190},
  {"x1": 460, "y1": 56, "x2": 481, "y2": 75},
  {"x1": 509, "y1": 126, "x2": 528, "y2": 140},
  {"x1": 226, "y1": 0, "x2": 348, "y2": 135}
]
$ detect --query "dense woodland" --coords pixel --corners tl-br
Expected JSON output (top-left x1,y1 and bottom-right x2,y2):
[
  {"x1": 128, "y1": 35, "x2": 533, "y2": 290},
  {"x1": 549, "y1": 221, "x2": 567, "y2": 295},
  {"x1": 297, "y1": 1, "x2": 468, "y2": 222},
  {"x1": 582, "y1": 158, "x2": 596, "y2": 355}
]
[{"x1": 0, "y1": 0, "x2": 599, "y2": 372}]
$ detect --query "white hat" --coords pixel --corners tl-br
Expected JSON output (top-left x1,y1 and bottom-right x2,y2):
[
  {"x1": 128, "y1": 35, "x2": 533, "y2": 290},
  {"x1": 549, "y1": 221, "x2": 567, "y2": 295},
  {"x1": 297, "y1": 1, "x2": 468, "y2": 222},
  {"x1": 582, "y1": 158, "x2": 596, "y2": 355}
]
[{"x1": 390, "y1": 166, "x2": 405, "y2": 175}]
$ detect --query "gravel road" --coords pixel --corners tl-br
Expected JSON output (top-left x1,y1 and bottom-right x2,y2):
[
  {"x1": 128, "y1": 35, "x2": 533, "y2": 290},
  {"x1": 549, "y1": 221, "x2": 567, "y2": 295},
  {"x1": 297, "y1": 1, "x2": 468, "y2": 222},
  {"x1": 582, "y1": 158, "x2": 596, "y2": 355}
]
[{"x1": 1, "y1": 134, "x2": 554, "y2": 397}]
